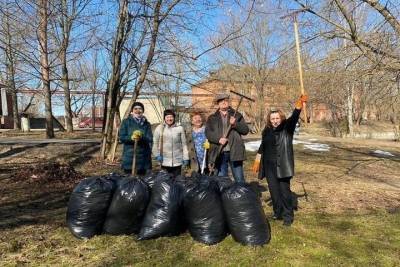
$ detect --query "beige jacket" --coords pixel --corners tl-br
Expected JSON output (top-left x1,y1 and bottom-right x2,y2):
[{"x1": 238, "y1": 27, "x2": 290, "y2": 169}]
[{"x1": 152, "y1": 123, "x2": 189, "y2": 167}]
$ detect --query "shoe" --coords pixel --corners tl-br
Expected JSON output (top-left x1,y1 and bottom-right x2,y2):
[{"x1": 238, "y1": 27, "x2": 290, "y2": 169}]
[{"x1": 283, "y1": 220, "x2": 293, "y2": 227}]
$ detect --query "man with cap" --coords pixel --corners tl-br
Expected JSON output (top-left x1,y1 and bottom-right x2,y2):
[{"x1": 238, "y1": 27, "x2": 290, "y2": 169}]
[
  {"x1": 205, "y1": 93, "x2": 249, "y2": 183},
  {"x1": 152, "y1": 109, "x2": 190, "y2": 176},
  {"x1": 119, "y1": 101, "x2": 153, "y2": 175}
]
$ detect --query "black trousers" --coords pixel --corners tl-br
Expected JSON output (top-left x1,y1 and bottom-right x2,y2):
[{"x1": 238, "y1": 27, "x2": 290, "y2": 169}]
[
  {"x1": 266, "y1": 171, "x2": 294, "y2": 223},
  {"x1": 161, "y1": 166, "x2": 182, "y2": 176}
]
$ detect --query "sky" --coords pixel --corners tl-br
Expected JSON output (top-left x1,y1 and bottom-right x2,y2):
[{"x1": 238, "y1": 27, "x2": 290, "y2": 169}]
[
  {"x1": 12, "y1": 0, "x2": 391, "y2": 117},
  {"x1": 50, "y1": 0, "x2": 267, "y2": 116}
]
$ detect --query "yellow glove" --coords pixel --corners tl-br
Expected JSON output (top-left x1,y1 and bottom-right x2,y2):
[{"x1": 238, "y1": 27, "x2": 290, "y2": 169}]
[
  {"x1": 251, "y1": 153, "x2": 261, "y2": 173},
  {"x1": 203, "y1": 139, "x2": 210, "y2": 150},
  {"x1": 131, "y1": 130, "x2": 143, "y2": 141},
  {"x1": 295, "y1": 94, "x2": 308, "y2": 109}
]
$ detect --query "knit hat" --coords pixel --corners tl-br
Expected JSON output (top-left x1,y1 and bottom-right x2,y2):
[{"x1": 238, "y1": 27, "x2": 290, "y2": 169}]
[
  {"x1": 131, "y1": 102, "x2": 144, "y2": 112},
  {"x1": 163, "y1": 109, "x2": 176, "y2": 118}
]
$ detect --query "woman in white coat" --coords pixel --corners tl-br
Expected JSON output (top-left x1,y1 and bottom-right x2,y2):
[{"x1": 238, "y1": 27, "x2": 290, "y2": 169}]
[{"x1": 152, "y1": 109, "x2": 190, "y2": 176}]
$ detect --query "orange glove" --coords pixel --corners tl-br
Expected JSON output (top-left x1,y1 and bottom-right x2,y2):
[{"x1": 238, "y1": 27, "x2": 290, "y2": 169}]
[
  {"x1": 295, "y1": 94, "x2": 308, "y2": 109},
  {"x1": 251, "y1": 153, "x2": 261, "y2": 173}
]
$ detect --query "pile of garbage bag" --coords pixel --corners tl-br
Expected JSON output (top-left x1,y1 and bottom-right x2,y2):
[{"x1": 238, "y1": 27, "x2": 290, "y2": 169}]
[{"x1": 66, "y1": 171, "x2": 271, "y2": 246}]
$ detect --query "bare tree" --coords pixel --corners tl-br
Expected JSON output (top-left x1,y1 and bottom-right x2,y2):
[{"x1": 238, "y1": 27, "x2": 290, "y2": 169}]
[
  {"x1": 0, "y1": 3, "x2": 20, "y2": 129},
  {"x1": 51, "y1": 0, "x2": 93, "y2": 133},
  {"x1": 79, "y1": 51, "x2": 104, "y2": 131},
  {"x1": 277, "y1": 0, "x2": 400, "y2": 137},
  {"x1": 101, "y1": 0, "x2": 179, "y2": 158},
  {"x1": 215, "y1": 9, "x2": 276, "y2": 132},
  {"x1": 38, "y1": 0, "x2": 54, "y2": 138}
]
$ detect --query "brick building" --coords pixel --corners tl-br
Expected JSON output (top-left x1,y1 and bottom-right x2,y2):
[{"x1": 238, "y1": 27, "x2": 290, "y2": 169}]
[{"x1": 191, "y1": 71, "x2": 332, "y2": 124}]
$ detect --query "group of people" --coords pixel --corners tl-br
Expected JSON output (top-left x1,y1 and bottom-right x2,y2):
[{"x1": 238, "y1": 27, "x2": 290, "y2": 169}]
[
  {"x1": 119, "y1": 93, "x2": 308, "y2": 226},
  {"x1": 119, "y1": 93, "x2": 249, "y2": 182}
]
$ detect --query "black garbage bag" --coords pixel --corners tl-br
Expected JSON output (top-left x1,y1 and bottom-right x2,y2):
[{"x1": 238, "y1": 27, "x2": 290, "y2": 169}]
[
  {"x1": 192, "y1": 172, "x2": 233, "y2": 193},
  {"x1": 142, "y1": 170, "x2": 171, "y2": 189},
  {"x1": 222, "y1": 184, "x2": 271, "y2": 246},
  {"x1": 103, "y1": 177, "x2": 150, "y2": 235},
  {"x1": 211, "y1": 175, "x2": 233, "y2": 192},
  {"x1": 138, "y1": 179, "x2": 183, "y2": 240},
  {"x1": 66, "y1": 176, "x2": 116, "y2": 239},
  {"x1": 184, "y1": 180, "x2": 227, "y2": 245},
  {"x1": 175, "y1": 175, "x2": 196, "y2": 196}
]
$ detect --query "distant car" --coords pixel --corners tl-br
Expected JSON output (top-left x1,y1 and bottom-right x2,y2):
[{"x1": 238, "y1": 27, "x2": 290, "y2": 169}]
[{"x1": 78, "y1": 118, "x2": 103, "y2": 128}]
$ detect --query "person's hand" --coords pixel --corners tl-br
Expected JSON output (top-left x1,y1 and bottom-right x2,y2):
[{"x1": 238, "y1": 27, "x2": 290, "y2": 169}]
[
  {"x1": 295, "y1": 94, "x2": 308, "y2": 109},
  {"x1": 251, "y1": 153, "x2": 261, "y2": 173},
  {"x1": 219, "y1": 137, "x2": 228, "y2": 145},
  {"x1": 300, "y1": 94, "x2": 308, "y2": 102},
  {"x1": 131, "y1": 130, "x2": 143, "y2": 141},
  {"x1": 203, "y1": 139, "x2": 210, "y2": 150},
  {"x1": 229, "y1": 116, "x2": 236, "y2": 126},
  {"x1": 182, "y1": 160, "x2": 190, "y2": 168},
  {"x1": 154, "y1": 155, "x2": 163, "y2": 163}
]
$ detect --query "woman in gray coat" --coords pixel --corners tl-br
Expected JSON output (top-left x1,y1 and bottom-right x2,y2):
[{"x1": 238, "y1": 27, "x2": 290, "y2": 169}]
[{"x1": 152, "y1": 109, "x2": 190, "y2": 176}]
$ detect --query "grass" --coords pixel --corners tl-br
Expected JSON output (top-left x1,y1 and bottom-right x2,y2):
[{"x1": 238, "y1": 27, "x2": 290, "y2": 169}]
[
  {"x1": 1, "y1": 211, "x2": 399, "y2": 266},
  {"x1": 1, "y1": 134, "x2": 400, "y2": 266}
]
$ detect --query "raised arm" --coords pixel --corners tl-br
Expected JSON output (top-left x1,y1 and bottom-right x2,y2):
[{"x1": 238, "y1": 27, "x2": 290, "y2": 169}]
[{"x1": 286, "y1": 95, "x2": 308, "y2": 134}]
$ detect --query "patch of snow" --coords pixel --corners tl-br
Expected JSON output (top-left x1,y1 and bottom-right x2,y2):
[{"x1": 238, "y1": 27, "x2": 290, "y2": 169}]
[
  {"x1": 245, "y1": 141, "x2": 261, "y2": 152},
  {"x1": 372, "y1": 150, "x2": 394, "y2": 157},
  {"x1": 303, "y1": 143, "x2": 330, "y2": 152},
  {"x1": 245, "y1": 138, "x2": 330, "y2": 152},
  {"x1": 293, "y1": 139, "x2": 312, "y2": 145}
]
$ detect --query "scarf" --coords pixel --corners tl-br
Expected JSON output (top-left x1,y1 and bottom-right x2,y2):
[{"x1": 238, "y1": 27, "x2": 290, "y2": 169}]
[{"x1": 133, "y1": 115, "x2": 146, "y2": 126}]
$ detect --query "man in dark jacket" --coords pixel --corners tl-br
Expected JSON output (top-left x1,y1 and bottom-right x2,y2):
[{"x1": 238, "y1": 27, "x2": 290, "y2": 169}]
[
  {"x1": 206, "y1": 93, "x2": 249, "y2": 183},
  {"x1": 252, "y1": 95, "x2": 308, "y2": 226},
  {"x1": 119, "y1": 102, "x2": 153, "y2": 175}
]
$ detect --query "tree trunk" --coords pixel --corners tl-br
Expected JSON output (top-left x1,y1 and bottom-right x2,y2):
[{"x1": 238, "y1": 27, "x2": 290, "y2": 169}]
[
  {"x1": 92, "y1": 83, "x2": 96, "y2": 132},
  {"x1": 346, "y1": 83, "x2": 354, "y2": 137},
  {"x1": 122, "y1": 0, "x2": 162, "y2": 119},
  {"x1": 59, "y1": 0, "x2": 73, "y2": 133},
  {"x1": 38, "y1": 0, "x2": 54, "y2": 138},
  {"x1": 101, "y1": 0, "x2": 129, "y2": 158},
  {"x1": 5, "y1": 49, "x2": 20, "y2": 130},
  {"x1": 389, "y1": 104, "x2": 399, "y2": 141},
  {"x1": 61, "y1": 49, "x2": 73, "y2": 132},
  {"x1": 4, "y1": 7, "x2": 20, "y2": 130}
]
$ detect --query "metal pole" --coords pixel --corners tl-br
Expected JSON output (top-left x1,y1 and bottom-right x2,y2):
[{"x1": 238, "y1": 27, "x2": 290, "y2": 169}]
[{"x1": 201, "y1": 148, "x2": 207, "y2": 174}]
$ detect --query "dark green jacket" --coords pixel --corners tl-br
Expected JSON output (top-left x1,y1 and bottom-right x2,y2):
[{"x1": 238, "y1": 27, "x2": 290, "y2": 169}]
[
  {"x1": 205, "y1": 107, "x2": 249, "y2": 164},
  {"x1": 119, "y1": 116, "x2": 152, "y2": 171}
]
